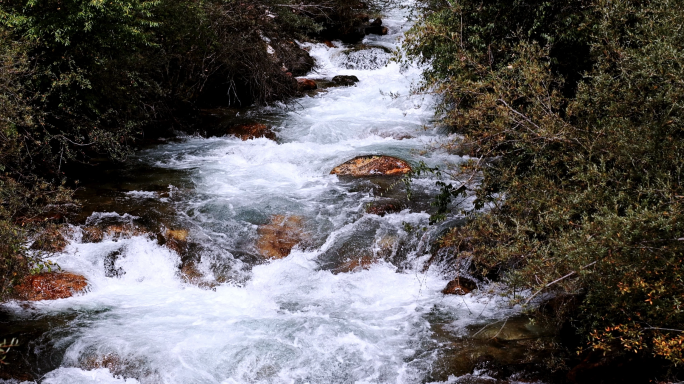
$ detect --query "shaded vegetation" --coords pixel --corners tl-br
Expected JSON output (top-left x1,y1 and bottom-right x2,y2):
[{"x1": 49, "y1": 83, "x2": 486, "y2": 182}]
[{"x1": 403, "y1": 0, "x2": 684, "y2": 378}]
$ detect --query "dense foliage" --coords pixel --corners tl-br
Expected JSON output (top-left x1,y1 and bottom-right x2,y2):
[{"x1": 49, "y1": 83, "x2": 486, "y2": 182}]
[
  {"x1": 0, "y1": 0, "x2": 368, "y2": 299},
  {"x1": 404, "y1": 0, "x2": 684, "y2": 371}
]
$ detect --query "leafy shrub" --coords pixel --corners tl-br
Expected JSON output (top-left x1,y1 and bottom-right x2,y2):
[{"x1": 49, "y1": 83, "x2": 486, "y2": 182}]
[{"x1": 404, "y1": 0, "x2": 684, "y2": 369}]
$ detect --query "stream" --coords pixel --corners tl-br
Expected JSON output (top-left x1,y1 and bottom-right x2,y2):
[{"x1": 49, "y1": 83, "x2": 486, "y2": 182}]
[{"x1": 0, "y1": 6, "x2": 550, "y2": 384}]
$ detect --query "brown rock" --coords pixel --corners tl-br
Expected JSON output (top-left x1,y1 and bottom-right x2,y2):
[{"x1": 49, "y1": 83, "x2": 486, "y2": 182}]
[
  {"x1": 180, "y1": 263, "x2": 203, "y2": 285},
  {"x1": 81, "y1": 223, "x2": 150, "y2": 243},
  {"x1": 81, "y1": 353, "x2": 122, "y2": 373},
  {"x1": 297, "y1": 78, "x2": 318, "y2": 91},
  {"x1": 334, "y1": 255, "x2": 378, "y2": 274},
  {"x1": 227, "y1": 123, "x2": 276, "y2": 141},
  {"x1": 81, "y1": 226, "x2": 104, "y2": 243},
  {"x1": 13, "y1": 272, "x2": 88, "y2": 301},
  {"x1": 323, "y1": 40, "x2": 336, "y2": 48},
  {"x1": 370, "y1": 17, "x2": 382, "y2": 26},
  {"x1": 330, "y1": 155, "x2": 411, "y2": 176},
  {"x1": 365, "y1": 202, "x2": 402, "y2": 216},
  {"x1": 442, "y1": 276, "x2": 477, "y2": 295},
  {"x1": 164, "y1": 228, "x2": 188, "y2": 255},
  {"x1": 256, "y1": 215, "x2": 306, "y2": 259},
  {"x1": 106, "y1": 224, "x2": 147, "y2": 240}
]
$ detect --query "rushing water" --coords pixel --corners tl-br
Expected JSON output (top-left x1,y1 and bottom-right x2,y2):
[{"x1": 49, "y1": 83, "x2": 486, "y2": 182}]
[{"x1": 0, "y1": 6, "x2": 534, "y2": 384}]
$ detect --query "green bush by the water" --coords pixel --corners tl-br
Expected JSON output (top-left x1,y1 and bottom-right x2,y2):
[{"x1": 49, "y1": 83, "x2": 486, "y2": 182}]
[{"x1": 404, "y1": 0, "x2": 684, "y2": 372}]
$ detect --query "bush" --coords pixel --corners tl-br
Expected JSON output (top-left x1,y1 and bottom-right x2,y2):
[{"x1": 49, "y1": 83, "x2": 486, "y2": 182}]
[{"x1": 404, "y1": 0, "x2": 684, "y2": 369}]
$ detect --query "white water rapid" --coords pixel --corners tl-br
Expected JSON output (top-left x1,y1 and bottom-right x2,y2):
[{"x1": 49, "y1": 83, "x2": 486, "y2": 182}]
[{"x1": 1, "y1": 6, "x2": 522, "y2": 384}]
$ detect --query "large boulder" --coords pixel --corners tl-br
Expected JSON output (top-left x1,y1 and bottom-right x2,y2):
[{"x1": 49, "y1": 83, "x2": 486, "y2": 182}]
[
  {"x1": 13, "y1": 272, "x2": 88, "y2": 301},
  {"x1": 256, "y1": 215, "x2": 306, "y2": 259},
  {"x1": 330, "y1": 155, "x2": 411, "y2": 176},
  {"x1": 226, "y1": 123, "x2": 276, "y2": 141}
]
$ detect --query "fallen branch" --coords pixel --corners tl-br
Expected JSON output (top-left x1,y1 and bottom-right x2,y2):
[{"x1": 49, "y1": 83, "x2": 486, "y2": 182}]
[{"x1": 524, "y1": 260, "x2": 597, "y2": 306}]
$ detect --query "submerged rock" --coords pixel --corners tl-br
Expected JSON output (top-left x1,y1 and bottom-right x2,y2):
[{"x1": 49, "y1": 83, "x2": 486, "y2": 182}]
[
  {"x1": 330, "y1": 155, "x2": 411, "y2": 176},
  {"x1": 442, "y1": 276, "x2": 477, "y2": 295},
  {"x1": 365, "y1": 202, "x2": 403, "y2": 216},
  {"x1": 333, "y1": 255, "x2": 378, "y2": 274},
  {"x1": 13, "y1": 272, "x2": 88, "y2": 301},
  {"x1": 256, "y1": 215, "x2": 306, "y2": 259},
  {"x1": 226, "y1": 123, "x2": 276, "y2": 141},
  {"x1": 331, "y1": 75, "x2": 359, "y2": 86},
  {"x1": 297, "y1": 78, "x2": 318, "y2": 91}
]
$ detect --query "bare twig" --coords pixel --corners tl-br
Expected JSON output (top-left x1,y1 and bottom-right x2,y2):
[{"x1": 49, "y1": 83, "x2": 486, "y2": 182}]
[{"x1": 524, "y1": 260, "x2": 598, "y2": 306}]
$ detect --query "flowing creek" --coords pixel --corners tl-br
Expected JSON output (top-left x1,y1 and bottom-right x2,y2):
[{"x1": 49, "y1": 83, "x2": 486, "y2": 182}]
[{"x1": 0, "y1": 6, "x2": 554, "y2": 384}]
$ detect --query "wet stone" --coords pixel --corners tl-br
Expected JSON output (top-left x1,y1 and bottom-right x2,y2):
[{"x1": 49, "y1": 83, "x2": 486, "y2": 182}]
[
  {"x1": 331, "y1": 75, "x2": 360, "y2": 86},
  {"x1": 256, "y1": 215, "x2": 307, "y2": 259},
  {"x1": 333, "y1": 254, "x2": 378, "y2": 274},
  {"x1": 365, "y1": 201, "x2": 403, "y2": 216},
  {"x1": 297, "y1": 78, "x2": 318, "y2": 91},
  {"x1": 442, "y1": 276, "x2": 478, "y2": 295},
  {"x1": 12, "y1": 272, "x2": 88, "y2": 301},
  {"x1": 226, "y1": 123, "x2": 276, "y2": 141},
  {"x1": 331, "y1": 155, "x2": 411, "y2": 176}
]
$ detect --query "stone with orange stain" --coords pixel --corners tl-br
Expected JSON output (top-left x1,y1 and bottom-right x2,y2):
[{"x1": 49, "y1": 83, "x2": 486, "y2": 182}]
[
  {"x1": 227, "y1": 123, "x2": 276, "y2": 141},
  {"x1": 256, "y1": 215, "x2": 307, "y2": 259},
  {"x1": 297, "y1": 78, "x2": 317, "y2": 91},
  {"x1": 13, "y1": 272, "x2": 88, "y2": 301},
  {"x1": 322, "y1": 40, "x2": 336, "y2": 48},
  {"x1": 330, "y1": 155, "x2": 411, "y2": 176}
]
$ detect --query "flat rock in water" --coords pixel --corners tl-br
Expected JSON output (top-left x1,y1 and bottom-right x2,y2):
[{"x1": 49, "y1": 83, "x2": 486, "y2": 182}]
[
  {"x1": 227, "y1": 123, "x2": 276, "y2": 141},
  {"x1": 330, "y1": 155, "x2": 411, "y2": 176},
  {"x1": 256, "y1": 215, "x2": 306, "y2": 259},
  {"x1": 13, "y1": 272, "x2": 88, "y2": 301}
]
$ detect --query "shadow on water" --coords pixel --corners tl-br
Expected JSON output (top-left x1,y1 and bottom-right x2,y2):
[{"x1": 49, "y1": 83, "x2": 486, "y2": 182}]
[{"x1": 0, "y1": 306, "x2": 111, "y2": 381}]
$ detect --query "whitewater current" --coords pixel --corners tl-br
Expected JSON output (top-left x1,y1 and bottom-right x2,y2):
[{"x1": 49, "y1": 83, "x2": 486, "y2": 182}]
[{"x1": 0, "y1": 6, "x2": 519, "y2": 384}]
